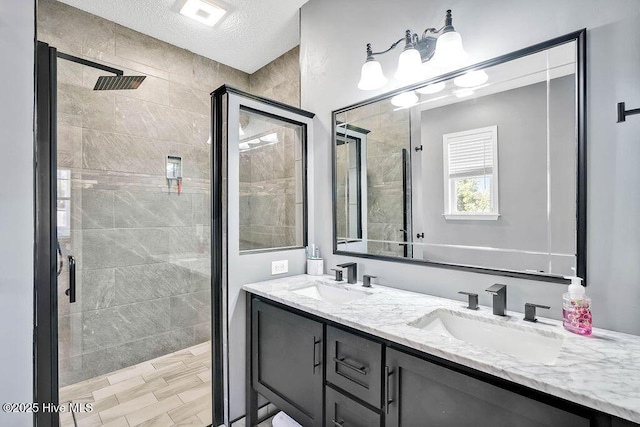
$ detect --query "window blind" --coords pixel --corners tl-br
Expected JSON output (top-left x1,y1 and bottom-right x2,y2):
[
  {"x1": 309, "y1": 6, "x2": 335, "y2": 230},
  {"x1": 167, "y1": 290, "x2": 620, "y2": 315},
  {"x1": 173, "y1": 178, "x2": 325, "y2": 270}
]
[{"x1": 447, "y1": 131, "x2": 494, "y2": 178}]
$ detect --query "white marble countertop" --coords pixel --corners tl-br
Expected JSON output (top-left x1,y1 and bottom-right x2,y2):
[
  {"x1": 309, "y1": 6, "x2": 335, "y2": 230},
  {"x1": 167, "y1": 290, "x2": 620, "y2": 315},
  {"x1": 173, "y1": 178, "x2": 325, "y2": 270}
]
[{"x1": 243, "y1": 274, "x2": 640, "y2": 423}]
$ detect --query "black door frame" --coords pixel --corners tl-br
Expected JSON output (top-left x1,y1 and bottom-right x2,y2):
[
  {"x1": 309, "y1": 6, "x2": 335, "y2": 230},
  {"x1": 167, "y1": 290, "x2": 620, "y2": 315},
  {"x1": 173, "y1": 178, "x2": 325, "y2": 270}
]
[
  {"x1": 33, "y1": 40, "x2": 225, "y2": 427},
  {"x1": 34, "y1": 40, "x2": 59, "y2": 427}
]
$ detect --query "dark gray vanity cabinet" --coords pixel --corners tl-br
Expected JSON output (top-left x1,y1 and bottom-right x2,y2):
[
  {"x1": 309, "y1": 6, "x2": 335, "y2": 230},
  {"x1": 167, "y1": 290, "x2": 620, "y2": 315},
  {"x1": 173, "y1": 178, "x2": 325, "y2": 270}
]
[
  {"x1": 325, "y1": 385, "x2": 382, "y2": 427},
  {"x1": 385, "y1": 347, "x2": 589, "y2": 427},
  {"x1": 326, "y1": 326, "x2": 383, "y2": 408},
  {"x1": 251, "y1": 299, "x2": 324, "y2": 427}
]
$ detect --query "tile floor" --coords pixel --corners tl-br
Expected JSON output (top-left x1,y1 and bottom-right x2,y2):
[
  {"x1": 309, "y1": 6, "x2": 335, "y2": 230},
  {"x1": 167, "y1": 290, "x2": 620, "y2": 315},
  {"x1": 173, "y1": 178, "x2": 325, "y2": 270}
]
[
  {"x1": 59, "y1": 341, "x2": 276, "y2": 427},
  {"x1": 60, "y1": 342, "x2": 214, "y2": 426}
]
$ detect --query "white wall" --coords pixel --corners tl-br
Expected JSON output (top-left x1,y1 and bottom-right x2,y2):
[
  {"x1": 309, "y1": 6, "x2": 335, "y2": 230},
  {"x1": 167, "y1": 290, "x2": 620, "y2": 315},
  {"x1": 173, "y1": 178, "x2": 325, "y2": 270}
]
[
  {"x1": 0, "y1": 0, "x2": 35, "y2": 425},
  {"x1": 300, "y1": 0, "x2": 640, "y2": 335}
]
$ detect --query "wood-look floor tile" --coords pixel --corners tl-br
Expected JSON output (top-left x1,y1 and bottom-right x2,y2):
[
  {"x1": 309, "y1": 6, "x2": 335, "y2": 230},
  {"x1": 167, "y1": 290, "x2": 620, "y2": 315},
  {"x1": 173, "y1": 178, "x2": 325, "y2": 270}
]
[
  {"x1": 142, "y1": 362, "x2": 186, "y2": 382},
  {"x1": 125, "y1": 395, "x2": 183, "y2": 426},
  {"x1": 151, "y1": 352, "x2": 196, "y2": 368},
  {"x1": 167, "y1": 393, "x2": 211, "y2": 424},
  {"x1": 116, "y1": 376, "x2": 168, "y2": 404},
  {"x1": 101, "y1": 416, "x2": 130, "y2": 427},
  {"x1": 153, "y1": 373, "x2": 203, "y2": 401},
  {"x1": 172, "y1": 415, "x2": 204, "y2": 426},
  {"x1": 188, "y1": 341, "x2": 210, "y2": 356},
  {"x1": 93, "y1": 375, "x2": 145, "y2": 401},
  {"x1": 100, "y1": 393, "x2": 158, "y2": 424},
  {"x1": 162, "y1": 363, "x2": 208, "y2": 385},
  {"x1": 196, "y1": 407, "x2": 212, "y2": 425},
  {"x1": 184, "y1": 351, "x2": 210, "y2": 368},
  {"x1": 75, "y1": 394, "x2": 120, "y2": 422},
  {"x1": 196, "y1": 368, "x2": 211, "y2": 383},
  {"x1": 108, "y1": 362, "x2": 157, "y2": 385},
  {"x1": 60, "y1": 377, "x2": 110, "y2": 403},
  {"x1": 135, "y1": 413, "x2": 174, "y2": 427},
  {"x1": 177, "y1": 380, "x2": 210, "y2": 403}
]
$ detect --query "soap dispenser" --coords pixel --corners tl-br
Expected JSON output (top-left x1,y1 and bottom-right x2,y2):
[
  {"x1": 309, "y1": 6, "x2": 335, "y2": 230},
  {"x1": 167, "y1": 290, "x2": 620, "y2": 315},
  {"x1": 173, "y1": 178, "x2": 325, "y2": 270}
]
[{"x1": 562, "y1": 276, "x2": 592, "y2": 336}]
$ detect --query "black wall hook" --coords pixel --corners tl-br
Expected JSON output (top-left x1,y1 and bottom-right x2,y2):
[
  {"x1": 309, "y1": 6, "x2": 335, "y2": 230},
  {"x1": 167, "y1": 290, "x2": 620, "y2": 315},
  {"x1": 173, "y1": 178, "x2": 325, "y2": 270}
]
[{"x1": 617, "y1": 102, "x2": 640, "y2": 123}]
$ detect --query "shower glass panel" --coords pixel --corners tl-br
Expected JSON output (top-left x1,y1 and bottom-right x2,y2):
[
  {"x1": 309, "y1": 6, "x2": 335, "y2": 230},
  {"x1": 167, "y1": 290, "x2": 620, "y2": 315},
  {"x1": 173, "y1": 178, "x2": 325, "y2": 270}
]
[{"x1": 55, "y1": 53, "x2": 212, "y2": 424}]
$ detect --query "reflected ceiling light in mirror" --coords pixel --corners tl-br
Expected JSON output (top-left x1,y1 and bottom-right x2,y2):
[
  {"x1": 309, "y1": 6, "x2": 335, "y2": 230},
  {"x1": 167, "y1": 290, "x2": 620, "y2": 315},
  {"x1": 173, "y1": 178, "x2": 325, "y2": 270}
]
[
  {"x1": 179, "y1": 0, "x2": 226, "y2": 27},
  {"x1": 454, "y1": 70, "x2": 489, "y2": 88},
  {"x1": 454, "y1": 88, "x2": 475, "y2": 98},
  {"x1": 391, "y1": 91, "x2": 419, "y2": 108},
  {"x1": 259, "y1": 132, "x2": 278, "y2": 143},
  {"x1": 358, "y1": 10, "x2": 466, "y2": 90},
  {"x1": 417, "y1": 81, "x2": 446, "y2": 94},
  {"x1": 239, "y1": 142, "x2": 250, "y2": 150},
  {"x1": 239, "y1": 124, "x2": 245, "y2": 136},
  {"x1": 246, "y1": 138, "x2": 261, "y2": 145}
]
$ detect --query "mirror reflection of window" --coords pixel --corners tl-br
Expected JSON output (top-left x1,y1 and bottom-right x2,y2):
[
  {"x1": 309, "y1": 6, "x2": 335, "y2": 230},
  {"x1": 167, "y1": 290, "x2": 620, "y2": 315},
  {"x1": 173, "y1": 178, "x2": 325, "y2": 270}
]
[
  {"x1": 443, "y1": 126, "x2": 499, "y2": 220},
  {"x1": 57, "y1": 168, "x2": 71, "y2": 238},
  {"x1": 238, "y1": 108, "x2": 305, "y2": 252}
]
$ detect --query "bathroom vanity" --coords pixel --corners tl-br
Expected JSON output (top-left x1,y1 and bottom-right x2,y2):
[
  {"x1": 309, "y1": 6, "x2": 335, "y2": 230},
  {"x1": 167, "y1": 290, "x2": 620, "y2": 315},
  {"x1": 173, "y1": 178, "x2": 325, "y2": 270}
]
[{"x1": 244, "y1": 275, "x2": 640, "y2": 427}]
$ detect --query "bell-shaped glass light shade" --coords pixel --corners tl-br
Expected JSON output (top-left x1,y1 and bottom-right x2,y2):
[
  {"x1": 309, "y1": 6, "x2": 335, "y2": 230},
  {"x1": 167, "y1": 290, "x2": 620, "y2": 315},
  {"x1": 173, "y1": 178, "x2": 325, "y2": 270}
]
[
  {"x1": 431, "y1": 31, "x2": 468, "y2": 69},
  {"x1": 394, "y1": 48, "x2": 423, "y2": 83},
  {"x1": 453, "y1": 70, "x2": 488, "y2": 88},
  {"x1": 358, "y1": 60, "x2": 387, "y2": 90},
  {"x1": 391, "y1": 91, "x2": 419, "y2": 108},
  {"x1": 416, "y1": 81, "x2": 446, "y2": 95}
]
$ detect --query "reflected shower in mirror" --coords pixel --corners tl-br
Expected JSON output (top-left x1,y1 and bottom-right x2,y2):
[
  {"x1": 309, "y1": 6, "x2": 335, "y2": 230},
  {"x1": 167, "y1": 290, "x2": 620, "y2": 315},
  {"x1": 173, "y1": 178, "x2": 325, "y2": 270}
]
[
  {"x1": 333, "y1": 33, "x2": 585, "y2": 282},
  {"x1": 239, "y1": 108, "x2": 305, "y2": 252}
]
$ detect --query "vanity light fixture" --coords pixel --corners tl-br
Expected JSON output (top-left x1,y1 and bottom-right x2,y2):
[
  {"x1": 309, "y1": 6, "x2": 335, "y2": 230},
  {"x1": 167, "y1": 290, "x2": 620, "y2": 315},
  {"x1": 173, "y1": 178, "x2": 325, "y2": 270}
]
[
  {"x1": 358, "y1": 9, "x2": 467, "y2": 91},
  {"x1": 259, "y1": 132, "x2": 279, "y2": 143},
  {"x1": 454, "y1": 88, "x2": 475, "y2": 98},
  {"x1": 179, "y1": 0, "x2": 226, "y2": 27}
]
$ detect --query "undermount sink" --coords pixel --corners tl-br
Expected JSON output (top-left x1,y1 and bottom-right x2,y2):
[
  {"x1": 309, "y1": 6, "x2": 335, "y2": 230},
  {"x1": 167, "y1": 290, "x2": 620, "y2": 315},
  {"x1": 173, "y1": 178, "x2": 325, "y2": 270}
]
[
  {"x1": 409, "y1": 308, "x2": 565, "y2": 365},
  {"x1": 291, "y1": 283, "x2": 372, "y2": 304}
]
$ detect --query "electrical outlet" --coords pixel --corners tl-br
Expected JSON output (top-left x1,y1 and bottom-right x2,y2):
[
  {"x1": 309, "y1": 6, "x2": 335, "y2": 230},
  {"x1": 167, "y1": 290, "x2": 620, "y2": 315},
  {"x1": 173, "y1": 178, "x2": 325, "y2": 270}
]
[{"x1": 271, "y1": 260, "x2": 288, "y2": 275}]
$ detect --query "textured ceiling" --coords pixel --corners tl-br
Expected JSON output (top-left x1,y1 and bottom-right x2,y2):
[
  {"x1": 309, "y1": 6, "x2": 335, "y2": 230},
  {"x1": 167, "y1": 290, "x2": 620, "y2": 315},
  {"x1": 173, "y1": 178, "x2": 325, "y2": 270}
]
[{"x1": 57, "y1": 0, "x2": 308, "y2": 73}]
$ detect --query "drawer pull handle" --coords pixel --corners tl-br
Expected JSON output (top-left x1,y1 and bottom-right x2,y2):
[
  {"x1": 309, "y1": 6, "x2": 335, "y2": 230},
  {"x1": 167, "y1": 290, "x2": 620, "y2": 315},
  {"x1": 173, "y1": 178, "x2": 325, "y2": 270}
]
[
  {"x1": 331, "y1": 419, "x2": 345, "y2": 427},
  {"x1": 333, "y1": 357, "x2": 367, "y2": 375},
  {"x1": 385, "y1": 365, "x2": 394, "y2": 414},
  {"x1": 312, "y1": 337, "x2": 321, "y2": 374}
]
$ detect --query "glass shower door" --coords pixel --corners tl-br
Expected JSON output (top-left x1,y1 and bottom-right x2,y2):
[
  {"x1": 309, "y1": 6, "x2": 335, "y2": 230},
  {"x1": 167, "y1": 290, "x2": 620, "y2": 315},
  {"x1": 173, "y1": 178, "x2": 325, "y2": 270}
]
[{"x1": 54, "y1": 51, "x2": 213, "y2": 426}]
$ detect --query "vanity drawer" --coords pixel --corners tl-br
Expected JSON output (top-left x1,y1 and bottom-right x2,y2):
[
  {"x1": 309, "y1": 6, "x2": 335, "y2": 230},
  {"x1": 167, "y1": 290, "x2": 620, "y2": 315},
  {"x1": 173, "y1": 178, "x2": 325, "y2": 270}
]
[
  {"x1": 325, "y1": 385, "x2": 382, "y2": 427},
  {"x1": 326, "y1": 325, "x2": 383, "y2": 408}
]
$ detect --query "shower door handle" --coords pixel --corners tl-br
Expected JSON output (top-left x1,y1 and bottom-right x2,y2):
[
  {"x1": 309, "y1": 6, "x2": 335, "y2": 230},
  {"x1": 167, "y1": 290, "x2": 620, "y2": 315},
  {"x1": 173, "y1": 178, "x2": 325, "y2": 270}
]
[{"x1": 65, "y1": 255, "x2": 76, "y2": 303}]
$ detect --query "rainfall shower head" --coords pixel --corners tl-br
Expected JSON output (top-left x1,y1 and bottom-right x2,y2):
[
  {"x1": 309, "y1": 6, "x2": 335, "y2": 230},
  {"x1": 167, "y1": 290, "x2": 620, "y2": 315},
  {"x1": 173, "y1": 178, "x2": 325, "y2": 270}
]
[
  {"x1": 93, "y1": 75, "x2": 146, "y2": 91},
  {"x1": 57, "y1": 51, "x2": 146, "y2": 91}
]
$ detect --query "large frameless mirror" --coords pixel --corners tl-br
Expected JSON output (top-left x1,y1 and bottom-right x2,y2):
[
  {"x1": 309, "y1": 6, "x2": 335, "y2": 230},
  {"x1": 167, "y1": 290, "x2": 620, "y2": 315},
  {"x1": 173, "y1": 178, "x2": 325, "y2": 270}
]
[{"x1": 332, "y1": 31, "x2": 586, "y2": 284}]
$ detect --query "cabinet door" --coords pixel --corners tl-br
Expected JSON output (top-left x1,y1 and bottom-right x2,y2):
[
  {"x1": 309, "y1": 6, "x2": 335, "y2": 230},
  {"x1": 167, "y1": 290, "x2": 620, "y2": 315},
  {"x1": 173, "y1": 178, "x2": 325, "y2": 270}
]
[
  {"x1": 252, "y1": 300, "x2": 324, "y2": 427},
  {"x1": 385, "y1": 348, "x2": 589, "y2": 427},
  {"x1": 325, "y1": 386, "x2": 382, "y2": 427},
  {"x1": 326, "y1": 326, "x2": 383, "y2": 408}
]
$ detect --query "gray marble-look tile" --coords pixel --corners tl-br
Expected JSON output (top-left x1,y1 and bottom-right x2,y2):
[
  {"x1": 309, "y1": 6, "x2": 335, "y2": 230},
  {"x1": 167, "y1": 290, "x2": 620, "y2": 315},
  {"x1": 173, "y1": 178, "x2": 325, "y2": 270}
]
[
  {"x1": 169, "y1": 81, "x2": 210, "y2": 116},
  {"x1": 59, "y1": 313, "x2": 83, "y2": 360},
  {"x1": 114, "y1": 190, "x2": 193, "y2": 228},
  {"x1": 115, "y1": 96, "x2": 209, "y2": 146},
  {"x1": 169, "y1": 291, "x2": 211, "y2": 328},
  {"x1": 113, "y1": 262, "x2": 192, "y2": 305},
  {"x1": 82, "y1": 228, "x2": 170, "y2": 269},
  {"x1": 191, "y1": 192, "x2": 211, "y2": 226},
  {"x1": 58, "y1": 82, "x2": 84, "y2": 127},
  {"x1": 57, "y1": 123, "x2": 83, "y2": 169},
  {"x1": 114, "y1": 25, "x2": 170, "y2": 72},
  {"x1": 81, "y1": 89, "x2": 115, "y2": 132},
  {"x1": 82, "y1": 268, "x2": 116, "y2": 310},
  {"x1": 169, "y1": 226, "x2": 210, "y2": 258},
  {"x1": 82, "y1": 129, "x2": 164, "y2": 175},
  {"x1": 72, "y1": 188, "x2": 114, "y2": 229},
  {"x1": 38, "y1": 0, "x2": 115, "y2": 57},
  {"x1": 82, "y1": 298, "x2": 171, "y2": 352}
]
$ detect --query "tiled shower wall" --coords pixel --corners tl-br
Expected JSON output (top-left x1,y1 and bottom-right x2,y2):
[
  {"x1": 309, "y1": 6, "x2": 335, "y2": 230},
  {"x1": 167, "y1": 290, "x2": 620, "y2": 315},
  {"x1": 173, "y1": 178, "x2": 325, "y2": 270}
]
[
  {"x1": 38, "y1": 0, "x2": 300, "y2": 385},
  {"x1": 342, "y1": 103, "x2": 410, "y2": 257}
]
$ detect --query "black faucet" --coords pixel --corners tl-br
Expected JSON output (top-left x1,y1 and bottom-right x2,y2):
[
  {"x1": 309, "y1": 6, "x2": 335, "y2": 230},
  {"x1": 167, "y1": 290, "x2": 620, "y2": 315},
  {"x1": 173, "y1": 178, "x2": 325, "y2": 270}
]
[
  {"x1": 458, "y1": 291, "x2": 479, "y2": 310},
  {"x1": 485, "y1": 284, "x2": 507, "y2": 316},
  {"x1": 363, "y1": 274, "x2": 376, "y2": 288},
  {"x1": 523, "y1": 303, "x2": 550, "y2": 322},
  {"x1": 337, "y1": 262, "x2": 357, "y2": 284}
]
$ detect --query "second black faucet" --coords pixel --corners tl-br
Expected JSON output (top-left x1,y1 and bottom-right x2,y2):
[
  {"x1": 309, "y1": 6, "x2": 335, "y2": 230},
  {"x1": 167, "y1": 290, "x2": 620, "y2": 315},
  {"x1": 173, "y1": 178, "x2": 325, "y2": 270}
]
[{"x1": 337, "y1": 262, "x2": 357, "y2": 284}]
